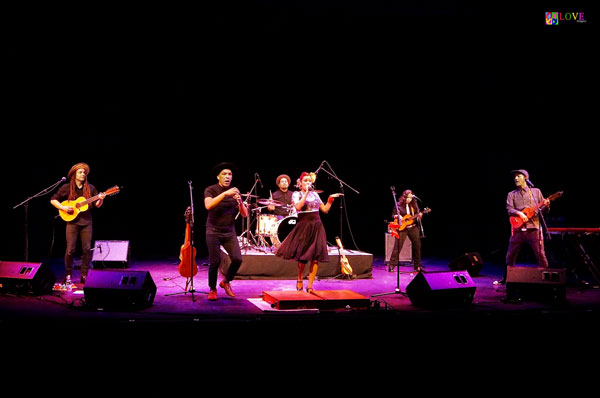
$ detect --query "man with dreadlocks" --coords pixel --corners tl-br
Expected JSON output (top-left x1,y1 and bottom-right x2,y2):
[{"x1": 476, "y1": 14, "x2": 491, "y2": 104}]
[{"x1": 51, "y1": 162, "x2": 105, "y2": 284}]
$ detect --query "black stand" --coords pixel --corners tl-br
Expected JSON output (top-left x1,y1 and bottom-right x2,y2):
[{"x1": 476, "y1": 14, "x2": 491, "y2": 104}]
[
  {"x1": 313, "y1": 160, "x2": 359, "y2": 247},
  {"x1": 165, "y1": 181, "x2": 208, "y2": 301},
  {"x1": 239, "y1": 178, "x2": 260, "y2": 253},
  {"x1": 13, "y1": 177, "x2": 65, "y2": 261},
  {"x1": 373, "y1": 186, "x2": 414, "y2": 297}
]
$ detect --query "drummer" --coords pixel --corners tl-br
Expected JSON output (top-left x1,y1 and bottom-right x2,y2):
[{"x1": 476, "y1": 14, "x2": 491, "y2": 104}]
[{"x1": 267, "y1": 174, "x2": 295, "y2": 218}]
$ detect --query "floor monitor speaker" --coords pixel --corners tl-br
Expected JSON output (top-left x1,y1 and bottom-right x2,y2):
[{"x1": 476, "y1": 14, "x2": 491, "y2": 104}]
[
  {"x1": 406, "y1": 271, "x2": 476, "y2": 308},
  {"x1": 83, "y1": 269, "x2": 156, "y2": 309}
]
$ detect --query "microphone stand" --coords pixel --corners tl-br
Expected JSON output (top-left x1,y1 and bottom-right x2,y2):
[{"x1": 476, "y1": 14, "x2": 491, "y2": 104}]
[
  {"x1": 528, "y1": 182, "x2": 551, "y2": 241},
  {"x1": 13, "y1": 177, "x2": 65, "y2": 261},
  {"x1": 373, "y1": 186, "x2": 413, "y2": 298},
  {"x1": 239, "y1": 177, "x2": 260, "y2": 252},
  {"x1": 314, "y1": 161, "x2": 359, "y2": 244}
]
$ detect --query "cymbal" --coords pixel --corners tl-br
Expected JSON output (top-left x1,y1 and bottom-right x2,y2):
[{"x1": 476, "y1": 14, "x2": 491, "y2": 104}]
[
  {"x1": 258, "y1": 199, "x2": 284, "y2": 207},
  {"x1": 240, "y1": 193, "x2": 258, "y2": 197}
]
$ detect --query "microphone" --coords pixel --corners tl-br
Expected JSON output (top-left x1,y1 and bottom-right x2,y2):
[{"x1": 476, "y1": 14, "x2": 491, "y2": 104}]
[
  {"x1": 526, "y1": 179, "x2": 535, "y2": 187},
  {"x1": 255, "y1": 173, "x2": 263, "y2": 188},
  {"x1": 314, "y1": 161, "x2": 325, "y2": 174},
  {"x1": 61, "y1": 177, "x2": 66, "y2": 182},
  {"x1": 411, "y1": 195, "x2": 422, "y2": 201},
  {"x1": 310, "y1": 161, "x2": 325, "y2": 182}
]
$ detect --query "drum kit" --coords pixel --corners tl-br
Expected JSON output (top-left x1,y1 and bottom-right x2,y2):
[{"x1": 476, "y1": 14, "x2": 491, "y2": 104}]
[{"x1": 239, "y1": 194, "x2": 298, "y2": 253}]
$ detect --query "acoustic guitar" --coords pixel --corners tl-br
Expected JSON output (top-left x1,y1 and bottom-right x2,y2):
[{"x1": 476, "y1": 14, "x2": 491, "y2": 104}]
[
  {"x1": 58, "y1": 186, "x2": 120, "y2": 221},
  {"x1": 509, "y1": 191, "x2": 563, "y2": 229},
  {"x1": 388, "y1": 207, "x2": 431, "y2": 238},
  {"x1": 335, "y1": 236, "x2": 353, "y2": 276},
  {"x1": 178, "y1": 207, "x2": 198, "y2": 279}
]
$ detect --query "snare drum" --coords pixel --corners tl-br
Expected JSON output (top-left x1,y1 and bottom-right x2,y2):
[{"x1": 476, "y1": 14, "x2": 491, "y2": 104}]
[
  {"x1": 270, "y1": 216, "x2": 298, "y2": 246},
  {"x1": 257, "y1": 214, "x2": 278, "y2": 236}
]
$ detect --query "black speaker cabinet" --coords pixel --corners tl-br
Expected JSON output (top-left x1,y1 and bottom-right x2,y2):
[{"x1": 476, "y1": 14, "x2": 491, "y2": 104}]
[
  {"x1": 406, "y1": 271, "x2": 476, "y2": 308},
  {"x1": 506, "y1": 266, "x2": 566, "y2": 302},
  {"x1": 384, "y1": 233, "x2": 412, "y2": 264},
  {"x1": 0, "y1": 261, "x2": 56, "y2": 295},
  {"x1": 448, "y1": 252, "x2": 484, "y2": 276},
  {"x1": 83, "y1": 269, "x2": 156, "y2": 309},
  {"x1": 92, "y1": 240, "x2": 130, "y2": 268}
]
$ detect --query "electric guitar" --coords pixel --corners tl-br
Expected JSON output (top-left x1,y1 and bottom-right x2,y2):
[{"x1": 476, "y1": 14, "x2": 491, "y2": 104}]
[
  {"x1": 509, "y1": 191, "x2": 563, "y2": 229},
  {"x1": 335, "y1": 236, "x2": 353, "y2": 276},
  {"x1": 58, "y1": 186, "x2": 120, "y2": 221},
  {"x1": 388, "y1": 207, "x2": 431, "y2": 238}
]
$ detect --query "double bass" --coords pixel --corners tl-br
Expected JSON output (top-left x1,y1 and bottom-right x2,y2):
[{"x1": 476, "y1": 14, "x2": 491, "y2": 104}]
[{"x1": 178, "y1": 207, "x2": 198, "y2": 278}]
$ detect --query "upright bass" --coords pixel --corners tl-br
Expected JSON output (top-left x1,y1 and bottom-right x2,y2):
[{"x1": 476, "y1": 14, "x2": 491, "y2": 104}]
[{"x1": 178, "y1": 207, "x2": 198, "y2": 279}]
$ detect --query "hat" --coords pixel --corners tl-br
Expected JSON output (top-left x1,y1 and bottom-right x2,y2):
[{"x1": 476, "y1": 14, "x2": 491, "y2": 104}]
[
  {"x1": 67, "y1": 162, "x2": 90, "y2": 179},
  {"x1": 276, "y1": 174, "x2": 291, "y2": 185},
  {"x1": 511, "y1": 169, "x2": 529, "y2": 179},
  {"x1": 212, "y1": 162, "x2": 236, "y2": 176}
]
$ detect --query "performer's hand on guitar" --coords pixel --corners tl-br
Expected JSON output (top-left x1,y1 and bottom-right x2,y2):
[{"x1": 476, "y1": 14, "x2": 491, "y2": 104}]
[
  {"x1": 517, "y1": 211, "x2": 528, "y2": 223},
  {"x1": 61, "y1": 205, "x2": 74, "y2": 214}
]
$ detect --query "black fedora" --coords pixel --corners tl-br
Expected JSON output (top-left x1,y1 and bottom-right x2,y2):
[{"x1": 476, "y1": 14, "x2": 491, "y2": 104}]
[{"x1": 212, "y1": 162, "x2": 237, "y2": 176}]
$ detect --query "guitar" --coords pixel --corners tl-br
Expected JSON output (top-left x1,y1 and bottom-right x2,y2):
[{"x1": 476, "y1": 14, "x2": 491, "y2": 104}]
[
  {"x1": 178, "y1": 207, "x2": 198, "y2": 279},
  {"x1": 509, "y1": 191, "x2": 563, "y2": 229},
  {"x1": 335, "y1": 236, "x2": 353, "y2": 276},
  {"x1": 388, "y1": 207, "x2": 431, "y2": 238},
  {"x1": 58, "y1": 186, "x2": 120, "y2": 221}
]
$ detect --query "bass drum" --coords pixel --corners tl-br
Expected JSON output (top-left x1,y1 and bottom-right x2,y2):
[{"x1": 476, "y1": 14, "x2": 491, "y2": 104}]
[{"x1": 270, "y1": 216, "x2": 298, "y2": 246}]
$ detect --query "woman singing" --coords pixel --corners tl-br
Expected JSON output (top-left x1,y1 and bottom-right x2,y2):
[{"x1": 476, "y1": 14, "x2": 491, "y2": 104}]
[{"x1": 275, "y1": 172, "x2": 342, "y2": 292}]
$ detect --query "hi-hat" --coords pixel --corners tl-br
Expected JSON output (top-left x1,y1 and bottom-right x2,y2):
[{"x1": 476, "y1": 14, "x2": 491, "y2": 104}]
[{"x1": 240, "y1": 193, "x2": 258, "y2": 198}]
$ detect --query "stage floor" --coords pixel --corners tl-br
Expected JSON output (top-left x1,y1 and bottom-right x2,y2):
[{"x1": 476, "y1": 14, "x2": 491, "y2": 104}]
[{"x1": 2, "y1": 256, "x2": 599, "y2": 333}]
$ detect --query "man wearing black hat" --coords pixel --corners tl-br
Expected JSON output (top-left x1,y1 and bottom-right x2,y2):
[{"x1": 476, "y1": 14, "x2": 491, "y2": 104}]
[
  {"x1": 496, "y1": 169, "x2": 550, "y2": 285},
  {"x1": 204, "y1": 163, "x2": 248, "y2": 300}
]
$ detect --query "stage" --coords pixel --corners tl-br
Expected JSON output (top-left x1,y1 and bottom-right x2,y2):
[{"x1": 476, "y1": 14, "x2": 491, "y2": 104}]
[{"x1": 2, "y1": 256, "x2": 599, "y2": 336}]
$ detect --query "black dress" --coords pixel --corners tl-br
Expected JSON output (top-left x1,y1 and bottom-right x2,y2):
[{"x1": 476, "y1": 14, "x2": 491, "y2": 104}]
[{"x1": 275, "y1": 191, "x2": 329, "y2": 264}]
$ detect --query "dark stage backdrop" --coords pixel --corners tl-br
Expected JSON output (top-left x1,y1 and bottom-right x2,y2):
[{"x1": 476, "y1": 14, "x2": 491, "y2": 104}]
[{"x1": 3, "y1": 1, "x2": 596, "y2": 264}]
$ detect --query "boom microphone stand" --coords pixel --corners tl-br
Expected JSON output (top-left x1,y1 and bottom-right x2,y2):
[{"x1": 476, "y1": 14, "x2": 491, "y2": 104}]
[
  {"x1": 13, "y1": 176, "x2": 66, "y2": 261},
  {"x1": 314, "y1": 161, "x2": 359, "y2": 245}
]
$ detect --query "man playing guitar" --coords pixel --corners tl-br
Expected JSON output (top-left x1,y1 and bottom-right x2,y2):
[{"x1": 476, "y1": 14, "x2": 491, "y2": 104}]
[
  {"x1": 388, "y1": 189, "x2": 425, "y2": 272},
  {"x1": 496, "y1": 169, "x2": 551, "y2": 285},
  {"x1": 50, "y1": 162, "x2": 105, "y2": 285}
]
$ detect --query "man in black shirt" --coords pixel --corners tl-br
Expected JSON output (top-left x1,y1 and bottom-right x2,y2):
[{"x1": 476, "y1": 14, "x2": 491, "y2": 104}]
[
  {"x1": 389, "y1": 189, "x2": 424, "y2": 272},
  {"x1": 50, "y1": 163, "x2": 105, "y2": 284},
  {"x1": 204, "y1": 162, "x2": 248, "y2": 300},
  {"x1": 267, "y1": 174, "x2": 294, "y2": 218}
]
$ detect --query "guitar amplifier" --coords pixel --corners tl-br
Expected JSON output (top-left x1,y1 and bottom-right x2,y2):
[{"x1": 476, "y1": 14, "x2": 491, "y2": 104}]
[
  {"x1": 92, "y1": 240, "x2": 130, "y2": 268},
  {"x1": 385, "y1": 233, "x2": 412, "y2": 264}
]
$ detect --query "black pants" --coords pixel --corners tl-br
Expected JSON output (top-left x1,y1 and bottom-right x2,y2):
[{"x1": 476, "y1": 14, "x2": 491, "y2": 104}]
[
  {"x1": 506, "y1": 228, "x2": 549, "y2": 268},
  {"x1": 206, "y1": 228, "x2": 243, "y2": 289},
  {"x1": 390, "y1": 226, "x2": 422, "y2": 269},
  {"x1": 65, "y1": 223, "x2": 93, "y2": 278}
]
